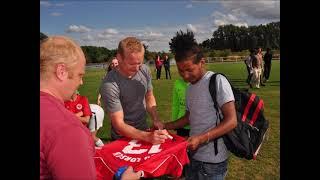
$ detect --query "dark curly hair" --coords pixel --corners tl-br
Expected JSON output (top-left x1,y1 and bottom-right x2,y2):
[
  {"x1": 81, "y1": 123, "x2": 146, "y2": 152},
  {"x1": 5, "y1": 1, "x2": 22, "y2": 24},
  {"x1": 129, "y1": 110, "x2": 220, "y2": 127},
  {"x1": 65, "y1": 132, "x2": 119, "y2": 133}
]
[{"x1": 169, "y1": 29, "x2": 203, "y2": 63}]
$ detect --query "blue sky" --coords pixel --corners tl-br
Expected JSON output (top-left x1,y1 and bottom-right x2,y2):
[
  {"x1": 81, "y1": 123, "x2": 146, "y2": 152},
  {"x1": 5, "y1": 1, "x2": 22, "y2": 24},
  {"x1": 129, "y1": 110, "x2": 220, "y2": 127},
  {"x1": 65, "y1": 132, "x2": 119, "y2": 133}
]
[{"x1": 40, "y1": 0, "x2": 280, "y2": 52}]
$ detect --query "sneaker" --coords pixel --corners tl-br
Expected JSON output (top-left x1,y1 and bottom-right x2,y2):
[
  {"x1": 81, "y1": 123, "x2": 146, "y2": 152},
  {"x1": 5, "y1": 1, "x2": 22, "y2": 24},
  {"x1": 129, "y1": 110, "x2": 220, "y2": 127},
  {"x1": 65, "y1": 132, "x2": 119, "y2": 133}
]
[{"x1": 95, "y1": 139, "x2": 104, "y2": 147}]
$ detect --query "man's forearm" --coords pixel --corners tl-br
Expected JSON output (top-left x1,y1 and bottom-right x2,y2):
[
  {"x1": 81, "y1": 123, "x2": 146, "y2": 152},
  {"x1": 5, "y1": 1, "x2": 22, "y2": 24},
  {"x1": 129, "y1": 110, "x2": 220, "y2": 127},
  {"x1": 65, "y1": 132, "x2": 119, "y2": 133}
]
[
  {"x1": 147, "y1": 105, "x2": 160, "y2": 122},
  {"x1": 165, "y1": 113, "x2": 189, "y2": 130},
  {"x1": 145, "y1": 91, "x2": 160, "y2": 123},
  {"x1": 112, "y1": 120, "x2": 155, "y2": 143},
  {"x1": 110, "y1": 111, "x2": 153, "y2": 143}
]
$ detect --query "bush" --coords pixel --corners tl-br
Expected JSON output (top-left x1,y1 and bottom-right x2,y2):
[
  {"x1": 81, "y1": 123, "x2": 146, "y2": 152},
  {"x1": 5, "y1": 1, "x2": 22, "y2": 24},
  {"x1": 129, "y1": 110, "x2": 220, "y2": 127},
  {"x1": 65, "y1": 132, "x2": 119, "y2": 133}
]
[{"x1": 208, "y1": 49, "x2": 232, "y2": 57}]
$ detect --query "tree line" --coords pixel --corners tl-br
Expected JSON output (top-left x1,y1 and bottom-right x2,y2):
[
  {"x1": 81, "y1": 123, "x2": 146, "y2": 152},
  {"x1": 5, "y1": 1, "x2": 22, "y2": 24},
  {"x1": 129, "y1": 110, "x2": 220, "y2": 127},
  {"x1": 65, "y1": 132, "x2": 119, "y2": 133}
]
[
  {"x1": 200, "y1": 21, "x2": 280, "y2": 52},
  {"x1": 40, "y1": 21, "x2": 279, "y2": 64}
]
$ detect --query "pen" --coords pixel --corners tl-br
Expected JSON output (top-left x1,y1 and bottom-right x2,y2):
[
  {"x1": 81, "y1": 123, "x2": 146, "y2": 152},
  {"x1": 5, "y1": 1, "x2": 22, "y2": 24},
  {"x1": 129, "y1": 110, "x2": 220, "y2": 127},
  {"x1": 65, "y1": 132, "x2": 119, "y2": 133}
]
[
  {"x1": 166, "y1": 134, "x2": 173, "y2": 140},
  {"x1": 158, "y1": 128, "x2": 174, "y2": 140}
]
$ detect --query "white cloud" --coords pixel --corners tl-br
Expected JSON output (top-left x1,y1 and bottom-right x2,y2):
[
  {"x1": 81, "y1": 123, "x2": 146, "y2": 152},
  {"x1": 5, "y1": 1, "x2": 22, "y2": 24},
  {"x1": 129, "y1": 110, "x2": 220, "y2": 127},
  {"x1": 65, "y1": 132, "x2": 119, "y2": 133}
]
[
  {"x1": 40, "y1": 1, "x2": 51, "y2": 7},
  {"x1": 82, "y1": 34, "x2": 94, "y2": 41},
  {"x1": 102, "y1": 28, "x2": 119, "y2": 35},
  {"x1": 220, "y1": 0, "x2": 280, "y2": 20},
  {"x1": 55, "y1": 3, "x2": 64, "y2": 7},
  {"x1": 186, "y1": 4, "x2": 193, "y2": 8},
  {"x1": 187, "y1": 24, "x2": 197, "y2": 33},
  {"x1": 97, "y1": 33, "x2": 113, "y2": 40},
  {"x1": 137, "y1": 31, "x2": 164, "y2": 43},
  {"x1": 66, "y1": 25, "x2": 91, "y2": 33},
  {"x1": 211, "y1": 11, "x2": 248, "y2": 27},
  {"x1": 95, "y1": 28, "x2": 119, "y2": 41},
  {"x1": 50, "y1": 12, "x2": 62, "y2": 17},
  {"x1": 148, "y1": 31, "x2": 163, "y2": 37}
]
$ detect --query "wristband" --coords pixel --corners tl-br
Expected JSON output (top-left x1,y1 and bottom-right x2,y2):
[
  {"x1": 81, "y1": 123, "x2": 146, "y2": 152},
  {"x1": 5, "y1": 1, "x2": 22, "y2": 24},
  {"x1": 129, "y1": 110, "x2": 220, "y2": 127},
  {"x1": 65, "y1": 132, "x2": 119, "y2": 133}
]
[{"x1": 115, "y1": 166, "x2": 128, "y2": 180}]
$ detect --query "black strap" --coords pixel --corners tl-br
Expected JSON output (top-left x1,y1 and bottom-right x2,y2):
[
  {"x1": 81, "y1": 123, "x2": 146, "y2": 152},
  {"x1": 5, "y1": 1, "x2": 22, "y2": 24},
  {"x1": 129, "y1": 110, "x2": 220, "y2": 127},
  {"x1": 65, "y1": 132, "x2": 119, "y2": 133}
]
[{"x1": 209, "y1": 73, "x2": 224, "y2": 155}]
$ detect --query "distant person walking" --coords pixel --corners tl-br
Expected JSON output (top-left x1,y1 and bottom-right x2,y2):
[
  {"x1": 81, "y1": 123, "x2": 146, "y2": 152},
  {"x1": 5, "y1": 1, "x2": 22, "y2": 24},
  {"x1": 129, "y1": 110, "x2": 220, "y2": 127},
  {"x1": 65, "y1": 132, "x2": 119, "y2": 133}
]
[
  {"x1": 155, "y1": 54, "x2": 163, "y2": 80},
  {"x1": 244, "y1": 49, "x2": 255, "y2": 86},
  {"x1": 256, "y1": 47, "x2": 265, "y2": 86},
  {"x1": 163, "y1": 54, "x2": 171, "y2": 79},
  {"x1": 263, "y1": 48, "x2": 273, "y2": 82},
  {"x1": 250, "y1": 54, "x2": 262, "y2": 89}
]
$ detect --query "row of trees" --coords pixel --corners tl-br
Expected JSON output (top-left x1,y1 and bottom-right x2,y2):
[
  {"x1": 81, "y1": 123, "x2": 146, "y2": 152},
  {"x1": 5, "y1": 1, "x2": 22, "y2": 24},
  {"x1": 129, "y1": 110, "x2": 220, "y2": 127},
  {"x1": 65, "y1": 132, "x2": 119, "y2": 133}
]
[
  {"x1": 81, "y1": 46, "x2": 116, "y2": 64},
  {"x1": 200, "y1": 21, "x2": 280, "y2": 52},
  {"x1": 40, "y1": 21, "x2": 280, "y2": 64}
]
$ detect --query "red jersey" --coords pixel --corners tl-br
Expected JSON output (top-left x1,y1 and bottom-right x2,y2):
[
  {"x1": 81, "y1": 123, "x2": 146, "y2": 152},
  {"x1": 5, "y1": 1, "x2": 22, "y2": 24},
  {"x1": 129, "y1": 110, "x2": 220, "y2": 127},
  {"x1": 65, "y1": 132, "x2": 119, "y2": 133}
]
[
  {"x1": 65, "y1": 94, "x2": 92, "y2": 116},
  {"x1": 94, "y1": 134, "x2": 189, "y2": 179}
]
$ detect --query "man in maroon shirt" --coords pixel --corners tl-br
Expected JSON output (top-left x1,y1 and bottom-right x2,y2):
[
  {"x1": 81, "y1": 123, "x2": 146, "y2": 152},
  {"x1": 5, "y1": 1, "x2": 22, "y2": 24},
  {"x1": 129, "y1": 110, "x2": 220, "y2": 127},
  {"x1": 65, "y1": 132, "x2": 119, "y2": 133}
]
[{"x1": 40, "y1": 36, "x2": 142, "y2": 179}]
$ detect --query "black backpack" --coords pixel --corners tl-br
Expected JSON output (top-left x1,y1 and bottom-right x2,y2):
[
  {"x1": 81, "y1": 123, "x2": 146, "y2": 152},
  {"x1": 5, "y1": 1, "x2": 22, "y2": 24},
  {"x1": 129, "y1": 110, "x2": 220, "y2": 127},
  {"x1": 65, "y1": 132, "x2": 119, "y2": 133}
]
[{"x1": 209, "y1": 73, "x2": 269, "y2": 160}]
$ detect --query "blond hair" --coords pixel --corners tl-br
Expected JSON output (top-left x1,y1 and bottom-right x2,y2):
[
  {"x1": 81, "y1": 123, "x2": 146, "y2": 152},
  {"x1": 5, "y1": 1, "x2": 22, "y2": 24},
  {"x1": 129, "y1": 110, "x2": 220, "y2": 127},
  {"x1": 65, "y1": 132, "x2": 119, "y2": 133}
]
[
  {"x1": 40, "y1": 36, "x2": 83, "y2": 79},
  {"x1": 117, "y1": 37, "x2": 144, "y2": 58}
]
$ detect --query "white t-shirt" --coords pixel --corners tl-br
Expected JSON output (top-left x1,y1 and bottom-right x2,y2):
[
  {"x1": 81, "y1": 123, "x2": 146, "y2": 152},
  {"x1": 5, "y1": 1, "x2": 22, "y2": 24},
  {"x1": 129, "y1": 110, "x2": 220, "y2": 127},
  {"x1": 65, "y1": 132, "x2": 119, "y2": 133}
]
[{"x1": 186, "y1": 71, "x2": 234, "y2": 163}]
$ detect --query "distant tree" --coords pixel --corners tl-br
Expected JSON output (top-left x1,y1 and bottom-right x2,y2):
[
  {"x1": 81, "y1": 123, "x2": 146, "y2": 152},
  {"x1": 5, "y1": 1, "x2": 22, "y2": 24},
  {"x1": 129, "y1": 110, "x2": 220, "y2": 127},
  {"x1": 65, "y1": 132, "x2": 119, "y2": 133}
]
[
  {"x1": 169, "y1": 29, "x2": 196, "y2": 54},
  {"x1": 200, "y1": 21, "x2": 280, "y2": 51},
  {"x1": 81, "y1": 46, "x2": 113, "y2": 64},
  {"x1": 40, "y1": 32, "x2": 48, "y2": 41},
  {"x1": 143, "y1": 44, "x2": 151, "y2": 62}
]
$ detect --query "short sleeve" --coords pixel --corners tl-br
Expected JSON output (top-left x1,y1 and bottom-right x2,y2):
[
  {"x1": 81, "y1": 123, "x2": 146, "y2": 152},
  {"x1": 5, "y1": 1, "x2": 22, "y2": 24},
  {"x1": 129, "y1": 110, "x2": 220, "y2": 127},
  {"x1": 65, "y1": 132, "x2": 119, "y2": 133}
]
[
  {"x1": 100, "y1": 81, "x2": 123, "y2": 113},
  {"x1": 141, "y1": 64, "x2": 153, "y2": 91},
  {"x1": 215, "y1": 75, "x2": 235, "y2": 108}
]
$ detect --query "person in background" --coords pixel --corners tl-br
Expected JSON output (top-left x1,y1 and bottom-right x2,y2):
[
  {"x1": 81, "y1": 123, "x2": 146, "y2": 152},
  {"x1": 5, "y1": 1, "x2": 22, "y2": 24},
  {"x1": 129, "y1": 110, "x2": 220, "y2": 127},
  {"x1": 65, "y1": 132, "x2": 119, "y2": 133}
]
[
  {"x1": 172, "y1": 79, "x2": 189, "y2": 137},
  {"x1": 65, "y1": 90, "x2": 104, "y2": 147},
  {"x1": 163, "y1": 54, "x2": 171, "y2": 79},
  {"x1": 171, "y1": 78, "x2": 190, "y2": 179},
  {"x1": 256, "y1": 47, "x2": 265, "y2": 87},
  {"x1": 250, "y1": 54, "x2": 262, "y2": 89},
  {"x1": 97, "y1": 57, "x2": 119, "y2": 106},
  {"x1": 100, "y1": 36, "x2": 169, "y2": 144},
  {"x1": 263, "y1": 48, "x2": 273, "y2": 82},
  {"x1": 107, "y1": 57, "x2": 119, "y2": 73},
  {"x1": 244, "y1": 49, "x2": 255, "y2": 88},
  {"x1": 155, "y1": 54, "x2": 163, "y2": 80}
]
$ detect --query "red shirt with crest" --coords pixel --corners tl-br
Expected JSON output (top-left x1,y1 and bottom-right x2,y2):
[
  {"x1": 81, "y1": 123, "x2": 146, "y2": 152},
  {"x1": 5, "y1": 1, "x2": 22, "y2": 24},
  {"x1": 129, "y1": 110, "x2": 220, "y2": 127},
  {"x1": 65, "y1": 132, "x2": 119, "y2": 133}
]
[{"x1": 64, "y1": 94, "x2": 92, "y2": 125}]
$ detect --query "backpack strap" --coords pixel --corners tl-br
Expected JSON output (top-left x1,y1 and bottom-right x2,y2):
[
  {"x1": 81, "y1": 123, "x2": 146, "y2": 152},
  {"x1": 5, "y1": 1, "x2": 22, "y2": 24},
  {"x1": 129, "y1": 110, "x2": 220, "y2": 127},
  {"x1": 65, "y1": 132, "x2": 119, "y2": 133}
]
[
  {"x1": 209, "y1": 73, "x2": 239, "y2": 155},
  {"x1": 209, "y1": 73, "x2": 223, "y2": 155}
]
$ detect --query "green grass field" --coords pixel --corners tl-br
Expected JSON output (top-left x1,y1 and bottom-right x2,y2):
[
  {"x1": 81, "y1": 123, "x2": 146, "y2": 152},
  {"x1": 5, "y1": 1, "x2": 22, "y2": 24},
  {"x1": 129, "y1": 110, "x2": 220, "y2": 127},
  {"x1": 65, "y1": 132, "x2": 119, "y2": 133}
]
[{"x1": 79, "y1": 61, "x2": 280, "y2": 180}]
